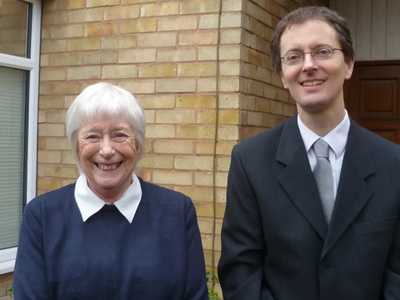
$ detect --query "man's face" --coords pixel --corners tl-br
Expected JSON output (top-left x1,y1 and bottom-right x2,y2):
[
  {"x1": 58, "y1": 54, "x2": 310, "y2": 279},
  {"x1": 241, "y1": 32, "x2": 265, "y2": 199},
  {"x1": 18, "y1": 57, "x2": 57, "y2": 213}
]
[{"x1": 279, "y1": 19, "x2": 354, "y2": 115}]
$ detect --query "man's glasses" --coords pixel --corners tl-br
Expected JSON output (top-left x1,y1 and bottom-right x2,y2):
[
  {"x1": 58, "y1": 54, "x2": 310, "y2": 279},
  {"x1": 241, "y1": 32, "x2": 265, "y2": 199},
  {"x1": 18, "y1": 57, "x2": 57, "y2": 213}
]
[{"x1": 280, "y1": 47, "x2": 343, "y2": 65}]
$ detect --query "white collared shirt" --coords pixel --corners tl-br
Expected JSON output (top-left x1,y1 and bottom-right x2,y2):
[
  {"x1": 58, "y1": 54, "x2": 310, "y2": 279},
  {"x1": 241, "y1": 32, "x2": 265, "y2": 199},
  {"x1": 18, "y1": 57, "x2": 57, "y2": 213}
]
[
  {"x1": 74, "y1": 172, "x2": 142, "y2": 223},
  {"x1": 297, "y1": 110, "x2": 350, "y2": 198}
]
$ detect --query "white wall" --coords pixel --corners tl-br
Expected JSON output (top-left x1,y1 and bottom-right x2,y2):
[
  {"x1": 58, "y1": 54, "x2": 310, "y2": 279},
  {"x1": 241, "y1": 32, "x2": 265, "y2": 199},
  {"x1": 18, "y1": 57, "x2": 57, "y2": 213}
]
[{"x1": 330, "y1": 0, "x2": 400, "y2": 61}]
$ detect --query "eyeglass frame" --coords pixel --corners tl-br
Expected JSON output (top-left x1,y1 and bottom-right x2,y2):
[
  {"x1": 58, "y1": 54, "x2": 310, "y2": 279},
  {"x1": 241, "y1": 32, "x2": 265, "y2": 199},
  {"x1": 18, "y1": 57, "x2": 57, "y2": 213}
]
[{"x1": 280, "y1": 47, "x2": 344, "y2": 65}]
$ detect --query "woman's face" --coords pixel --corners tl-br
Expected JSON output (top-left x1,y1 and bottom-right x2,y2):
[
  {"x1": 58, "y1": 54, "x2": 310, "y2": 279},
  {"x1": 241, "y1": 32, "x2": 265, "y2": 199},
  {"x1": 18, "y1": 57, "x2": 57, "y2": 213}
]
[{"x1": 78, "y1": 115, "x2": 137, "y2": 201}]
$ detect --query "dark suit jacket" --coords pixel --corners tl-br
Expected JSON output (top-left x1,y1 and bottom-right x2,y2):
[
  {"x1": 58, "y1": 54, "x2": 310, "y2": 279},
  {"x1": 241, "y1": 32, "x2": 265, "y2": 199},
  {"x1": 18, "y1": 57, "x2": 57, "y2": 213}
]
[{"x1": 218, "y1": 115, "x2": 400, "y2": 300}]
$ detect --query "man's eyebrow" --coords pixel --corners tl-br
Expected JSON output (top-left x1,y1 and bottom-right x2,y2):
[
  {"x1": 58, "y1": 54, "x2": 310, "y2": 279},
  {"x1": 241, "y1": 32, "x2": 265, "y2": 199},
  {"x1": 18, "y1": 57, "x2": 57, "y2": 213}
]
[{"x1": 283, "y1": 43, "x2": 334, "y2": 54}]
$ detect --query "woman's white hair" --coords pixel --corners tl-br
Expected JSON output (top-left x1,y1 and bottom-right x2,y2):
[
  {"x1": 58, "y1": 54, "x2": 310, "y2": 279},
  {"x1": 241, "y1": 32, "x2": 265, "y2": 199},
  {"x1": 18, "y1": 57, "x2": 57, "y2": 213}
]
[{"x1": 66, "y1": 82, "x2": 145, "y2": 172}]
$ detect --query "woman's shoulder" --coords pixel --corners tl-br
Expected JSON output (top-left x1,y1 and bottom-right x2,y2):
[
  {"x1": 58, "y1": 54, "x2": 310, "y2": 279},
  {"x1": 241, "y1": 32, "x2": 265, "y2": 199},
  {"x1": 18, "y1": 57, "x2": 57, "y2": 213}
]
[{"x1": 27, "y1": 182, "x2": 76, "y2": 212}]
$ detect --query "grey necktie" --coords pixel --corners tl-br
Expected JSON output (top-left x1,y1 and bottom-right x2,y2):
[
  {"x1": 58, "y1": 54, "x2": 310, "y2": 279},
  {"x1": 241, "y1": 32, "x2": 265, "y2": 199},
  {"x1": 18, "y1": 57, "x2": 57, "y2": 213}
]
[{"x1": 313, "y1": 139, "x2": 335, "y2": 224}]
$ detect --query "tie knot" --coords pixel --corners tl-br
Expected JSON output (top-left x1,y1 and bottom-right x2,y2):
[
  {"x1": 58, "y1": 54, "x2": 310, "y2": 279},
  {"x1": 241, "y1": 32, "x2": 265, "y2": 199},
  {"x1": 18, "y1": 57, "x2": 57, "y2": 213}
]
[{"x1": 313, "y1": 138, "x2": 329, "y2": 158}]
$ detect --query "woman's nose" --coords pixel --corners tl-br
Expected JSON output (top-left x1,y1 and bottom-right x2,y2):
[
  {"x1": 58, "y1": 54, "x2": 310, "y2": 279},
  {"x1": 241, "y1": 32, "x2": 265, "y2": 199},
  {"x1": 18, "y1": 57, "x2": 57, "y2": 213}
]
[{"x1": 99, "y1": 137, "x2": 115, "y2": 157}]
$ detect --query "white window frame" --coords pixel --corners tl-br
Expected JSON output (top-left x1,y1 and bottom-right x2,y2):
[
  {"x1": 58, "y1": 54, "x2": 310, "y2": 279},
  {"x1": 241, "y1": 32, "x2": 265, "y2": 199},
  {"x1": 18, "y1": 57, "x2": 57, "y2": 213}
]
[{"x1": 0, "y1": 0, "x2": 41, "y2": 274}]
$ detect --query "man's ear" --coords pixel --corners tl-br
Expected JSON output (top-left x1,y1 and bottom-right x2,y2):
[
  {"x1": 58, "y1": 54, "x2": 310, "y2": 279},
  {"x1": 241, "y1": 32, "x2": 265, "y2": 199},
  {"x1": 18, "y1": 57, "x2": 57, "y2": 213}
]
[
  {"x1": 280, "y1": 71, "x2": 288, "y2": 89},
  {"x1": 345, "y1": 59, "x2": 355, "y2": 80}
]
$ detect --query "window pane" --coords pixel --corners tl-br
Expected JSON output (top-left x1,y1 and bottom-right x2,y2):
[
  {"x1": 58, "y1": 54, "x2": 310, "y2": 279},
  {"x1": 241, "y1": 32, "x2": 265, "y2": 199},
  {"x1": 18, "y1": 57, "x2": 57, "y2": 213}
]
[
  {"x1": 0, "y1": 0, "x2": 29, "y2": 58},
  {"x1": 0, "y1": 66, "x2": 27, "y2": 250}
]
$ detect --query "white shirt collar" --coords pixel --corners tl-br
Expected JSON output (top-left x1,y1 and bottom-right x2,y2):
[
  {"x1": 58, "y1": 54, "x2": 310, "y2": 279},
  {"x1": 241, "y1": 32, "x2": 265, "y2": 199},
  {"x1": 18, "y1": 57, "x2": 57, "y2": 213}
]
[
  {"x1": 297, "y1": 110, "x2": 350, "y2": 157},
  {"x1": 74, "y1": 173, "x2": 142, "y2": 223}
]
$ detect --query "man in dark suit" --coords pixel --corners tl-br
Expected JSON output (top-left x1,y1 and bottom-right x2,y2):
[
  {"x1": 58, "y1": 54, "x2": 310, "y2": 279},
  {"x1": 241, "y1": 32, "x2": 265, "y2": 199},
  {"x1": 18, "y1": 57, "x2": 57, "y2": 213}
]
[{"x1": 218, "y1": 6, "x2": 400, "y2": 300}]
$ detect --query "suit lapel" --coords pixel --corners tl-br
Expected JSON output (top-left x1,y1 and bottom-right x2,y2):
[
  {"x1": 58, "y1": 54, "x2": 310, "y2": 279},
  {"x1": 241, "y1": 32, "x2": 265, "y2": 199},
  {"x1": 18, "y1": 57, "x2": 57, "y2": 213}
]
[
  {"x1": 321, "y1": 120, "x2": 375, "y2": 258},
  {"x1": 277, "y1": 116, "x2": 328, "y2": 240}
]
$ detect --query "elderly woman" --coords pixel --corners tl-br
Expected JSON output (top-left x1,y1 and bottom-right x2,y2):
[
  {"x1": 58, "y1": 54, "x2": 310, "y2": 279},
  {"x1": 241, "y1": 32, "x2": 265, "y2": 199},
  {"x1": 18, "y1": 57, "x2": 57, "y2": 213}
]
[{"x1": 14, "y1": 82, "x2": 208, "y2": 299}]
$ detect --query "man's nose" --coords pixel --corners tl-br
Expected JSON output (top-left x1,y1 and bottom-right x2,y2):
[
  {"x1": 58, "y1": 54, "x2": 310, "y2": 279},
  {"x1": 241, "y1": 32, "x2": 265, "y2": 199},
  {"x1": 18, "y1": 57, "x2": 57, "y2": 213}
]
[
  {"x1": 302, "y1": 53, "x2": 318, "y2": 72},
  {"x1": 99, "y1": 137, "x2": 115, "y2": 157}
]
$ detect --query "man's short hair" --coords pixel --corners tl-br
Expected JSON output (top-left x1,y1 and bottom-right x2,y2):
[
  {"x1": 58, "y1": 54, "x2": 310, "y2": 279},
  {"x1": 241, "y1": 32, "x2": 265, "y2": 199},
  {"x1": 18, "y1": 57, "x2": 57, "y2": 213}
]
[{"x1": 270, "y1": 6, "x2": 355, "y2": 72}]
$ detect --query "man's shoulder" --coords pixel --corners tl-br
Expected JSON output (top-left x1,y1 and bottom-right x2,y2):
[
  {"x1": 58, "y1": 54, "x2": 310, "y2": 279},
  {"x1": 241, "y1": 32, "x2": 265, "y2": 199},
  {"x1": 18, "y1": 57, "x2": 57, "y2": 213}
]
[{"x1": 235, "y1": 118, "x2": 290, "y2": 152}]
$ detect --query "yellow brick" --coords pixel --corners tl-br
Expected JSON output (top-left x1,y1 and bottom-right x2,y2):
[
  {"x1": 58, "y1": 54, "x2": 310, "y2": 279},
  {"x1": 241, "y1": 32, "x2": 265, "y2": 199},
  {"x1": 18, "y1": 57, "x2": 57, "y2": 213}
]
[
  {"x1": 219, "y1": 94, "x2": 239, "y2": 109},
  {"x1": 46, "y1": 137, "x2": 71, "y2": 150},
  {"x1": 50, "y1": 24, "x2": 84, "y2": 39},
  {"x1": 178, "y1": 62, "x2": 216, "y2": 77},
  {"x1": 195, "y1": 172, "x2": 228, "y2": 187},
  {"x1": 157, "y1": 48, "x2": 196, "y2": 62},
  {"x1": 122, "y1": 0, "x2": 155, "y2": 3},
  {"x1": 87, "y1": 0, "x2": 120, "y2": 7},
  {"x1": 156, "y1": 79, "x2": 196, "y2": 93},
  {"x1": 102, "y1": 65, "x2": 138, "y2": 79},
  {"x1": 248, "y1": 79, "x2": 264, "y2": 97},
  {"x1": 104, "y1": 5, "x2": 140, "y2": 20},
  {"x1": 198, "y1": 14, "x2": 218, "y2": 29},
  {"x1": 198, "y1": 217, "x2": 223, "y2": 234},
  {"x1": 256, "y1": 67, "x2": 271, "y2": 83},
  {"x1": 118, "y1": 80, "x2": 155, "y2": 94},
  {"x1": 220, "y1": 28, "x2": 241, "y2": 44},
  {"x1": 158, "y1": 15, "x2": 197, "y2": 31},
  {"x1": 220, "y1": 77, "x2": 240, "y2": 92},
  {"x1": 83, "y1": 50, "x2": 118, "y2": 64},
  {"x1": 196, "y1": 140, "x2": 236, "y2": 155},
  {"x1": 177, "y1": 95, "x2": 216, "y2": 109},
  {"x1": 198, "y1": 46, "x2": 217, "y2": 61},
  {"x1": 180, "y1": 0, "x2": 220, "y2": 14},
  {"x1": 139, "y1": 155, "x2": 174, "y2": 169},
  {"x1": 137, "y1": 95, "x2": 175, "y2": 109},
  {"x1": 153, "y1": 171, "x2": 192, "y2": 185},
  {"x1": 146, "y1": 124, "x2": 175, "y2": 138},
  {"x1": 174, "y1": 186, "x2": 213, "y2": 202},
  {"x1": 271, "y1": 100, "x2": 283, "y2": 114},
  {"x1": 67, "y1": 66, "x2": 101, "y2": 80},
  {"x1": 63, "y1": 179, "x2": 77, "y2": 186},
  {"x1": 40, "y1": 68, "x2": 67, "y2": 81},
  {"x1": 283, "y1": 103, "x2": 296, "y2": 117},
  {"x1": 84, "y1": 23, "x2": 118, "y2": 36},
  {"x1": 156, "y1": 110, "x2": 195, "y2": 124},
  {"x1": 37, "y1": 164, "x2": 46, "y2": 177},
  {"x1": 42, "y1": 11, "x2": 69, "y2": 25},
  {"x1": 177, "y1": 125, "x2": 215, "y2": 139},
  {"x1": 46, "y1": 111, "x2": 67, "y2": 123},
  {"x1": 37, "y1": 178, "x2": 63, "y2": 190},
  {"x1": 277, "y1": 88, "x2": 289, "y2": 102},
  {"x1": 141, "y1": 2, "x2": 179, "y2": 17},
  {"x1": 219, "y1": 110, "x2": 239, "y2": 124},
  {"x1": 120, "y1": 19, "x2": 156, "y2": 33},
  {"x1": 139, "y1": 64, "x2": 176, "y2": 78},
  {"x1": 50, "y1": 52, "x2": 82, "y2": 66},
  {"x1": 118, "y1": 49, "x2": 156, "y2": 63},
  {"x1": 45, "y1": 165, "x2": 79, "y2": 179},
  {"x1": 38, "y1": 150, "x2": 62, "y2": 163},
  {"x1": 39, "y1": 96, "x2": 65, "y2": 109},
  {"x1": 145, "y1": 110, "x2": 155, "y2": 123},
  {"x1": 179, "y1": 30, "x2": 218, "y2": 46},
  {"x1": 137, "y1": 33, "x2": 176, "y2": 47},
  {"x1": 264, "y1": 84, "x2": 278, "y2": 99},
  {"x1": 69, "y1": 8, "x2": 103, "y2": 23},
  {"x1": 218, "y1": 125, "x2": 238, "y2": 140},
  {"x1": 52, "y1": 0, "x2": 85, "y2": 10},
  {"x1": 198, "y1": 78, "x2": 217, "y2": 93},
  {"x1": 102, "y1": 36, "x2": 137, "y2": 49},
  {"x1": 197, "y1": 110, "x2": 216, "y2": 124},
  {"x1": 62, "y1": 151, "x2": 75, "y2": 164},
  {"x1": 47, "y1": 82, "x2": 82, "y2": 95},
  {"x1": 194, "y1": 202, "x2": 225, "y2": 218},
  {"x1": 41, "y1": 40, "x2": 67, "y2": 53},
  {"x1": 217, "y1": 157, "x2": 231, "y2": 171},
  {"x1": 64, "y1": 96, "x2": 77, "y2": 108},
  {"x1": 175, "y1": 156, "x2": 213, "y2": 171},
  {"x1": 221, "y1": 12, "x2": 242, "y2": 28},
  {"x1": 67, "y1": 37, "x2": 101, "y2": 51},
  {"x1": 220, "y1": 61, "x2": 240, "y2": 76},
  {"x1": 38, "y1": 111, "x2": 46, "y2": 123},
  {"x1": 250, "y1": 18, "x2": 265, "y2": 37},
  {"x1": 219, "y1": 45, "x2": 241, "y2": 60},
  {"x1": 256, "y1": 98, "x2": 271, "y2": 113},
  {"x1": 154, "y1": 140, "x2": 193, "y2": 154},
  {"x1": 38, "y1": 124, "x2": 65, "y2": 137},
  {"x1": 41, "y1": 54, "x2": 50, "y2": 67}
]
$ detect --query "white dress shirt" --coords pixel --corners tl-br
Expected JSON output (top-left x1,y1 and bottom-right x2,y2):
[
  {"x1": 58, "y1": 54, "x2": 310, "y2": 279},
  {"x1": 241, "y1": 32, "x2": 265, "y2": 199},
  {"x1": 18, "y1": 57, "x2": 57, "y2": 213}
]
[
  {"x1": 297, "y1": 110, "x2": 350, "y2": 198},
  {"x1": 74, "y1": 172, "x2": 142, "y2": 223}
]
